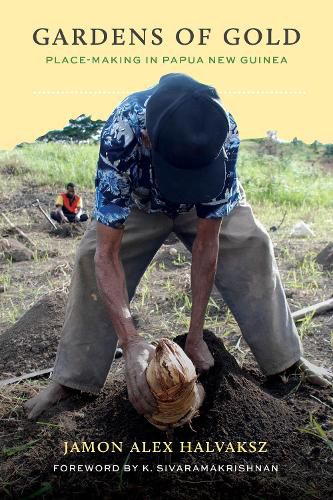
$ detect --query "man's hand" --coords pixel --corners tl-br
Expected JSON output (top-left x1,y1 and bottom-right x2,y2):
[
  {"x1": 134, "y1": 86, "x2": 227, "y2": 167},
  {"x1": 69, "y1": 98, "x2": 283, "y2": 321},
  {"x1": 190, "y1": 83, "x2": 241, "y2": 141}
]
[
  {"x1": 56, "y1": 207, "x2": 68, "y2": 223},
  {"x1": 122, "y1": 337, "x2": 157, "y2": 415},
  {"x1": 74, "y1": 215, "x2": 80, "y2": 222},
  {"x1": 185, "y1": 336, "x2": 214, "y2": 374}
]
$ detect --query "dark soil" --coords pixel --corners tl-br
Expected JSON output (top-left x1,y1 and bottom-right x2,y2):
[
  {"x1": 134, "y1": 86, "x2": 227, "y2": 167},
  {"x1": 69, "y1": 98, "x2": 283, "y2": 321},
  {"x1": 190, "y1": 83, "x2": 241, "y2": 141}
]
[
  {"x1": 1, "y1": 331, "x2": 332, "y2": 499},
  {"x1": 0, "y1": 293, "x2": 66, "y2": 378},
  {"x1": 316, "y1": 242, "x2": 333, "y2": 270},
  {"x1": 49, "y1": 222, "x2": 86, "y2": 239}
]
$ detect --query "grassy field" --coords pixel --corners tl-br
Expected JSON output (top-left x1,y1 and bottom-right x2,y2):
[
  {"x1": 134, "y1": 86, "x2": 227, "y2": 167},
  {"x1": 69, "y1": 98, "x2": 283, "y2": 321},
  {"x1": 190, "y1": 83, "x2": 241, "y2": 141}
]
[
  {"x1": 0, "y1": 138, "x2": 333, "y2": 207},
  {"x1": 0, "y1": 138, "x2": 332, "y2": 330},
  {"x1": 238, "y1": 139, "x2": 333, "y2": 206}
]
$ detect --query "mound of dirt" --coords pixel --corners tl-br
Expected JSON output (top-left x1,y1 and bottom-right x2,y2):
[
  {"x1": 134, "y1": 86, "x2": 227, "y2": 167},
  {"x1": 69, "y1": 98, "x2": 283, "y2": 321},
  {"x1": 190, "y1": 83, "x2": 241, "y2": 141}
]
[
  {"x1": 12, "y1": 331, "x2": 330, "y2": 499},
  {"x1": 50, "y1": 222, "x2": 86, "y2": 238},
  {"x1": 0, "y1": 293, "x2": 66, "y2": 378},
  {"x1": 316, "y1": 242, "x2": 333, "y2": 270},
  {"x1": 0, "y1": 238, "x2": 34, "y2": 262}
]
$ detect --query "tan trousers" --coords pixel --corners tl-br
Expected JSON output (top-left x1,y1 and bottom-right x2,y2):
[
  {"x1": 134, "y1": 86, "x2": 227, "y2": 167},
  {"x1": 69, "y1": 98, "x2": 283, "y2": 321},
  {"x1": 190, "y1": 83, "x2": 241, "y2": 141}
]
[{"x1": 52, "y1": 199, "x2": 302, "y2": 393}]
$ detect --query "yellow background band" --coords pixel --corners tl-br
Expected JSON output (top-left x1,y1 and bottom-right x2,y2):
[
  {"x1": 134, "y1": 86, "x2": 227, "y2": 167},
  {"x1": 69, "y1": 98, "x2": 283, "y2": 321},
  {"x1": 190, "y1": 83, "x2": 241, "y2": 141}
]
[{"x1": 1, "y1": 0, "x2": 332, "y2": 149}]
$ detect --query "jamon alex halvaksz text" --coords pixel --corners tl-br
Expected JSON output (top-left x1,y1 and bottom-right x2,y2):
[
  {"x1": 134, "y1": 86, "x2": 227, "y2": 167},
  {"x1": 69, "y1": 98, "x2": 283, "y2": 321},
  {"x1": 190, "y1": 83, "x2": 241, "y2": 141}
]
[{"x1": 63, "y1": 441, "x2": 269, "y2": 455}]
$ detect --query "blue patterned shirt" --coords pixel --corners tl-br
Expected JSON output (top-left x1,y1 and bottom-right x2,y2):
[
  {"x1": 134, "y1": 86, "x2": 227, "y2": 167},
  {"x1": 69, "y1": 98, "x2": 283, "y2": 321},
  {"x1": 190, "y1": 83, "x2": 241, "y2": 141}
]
[{"x1": 95, "y1": 86, "x2": 240, "y2": 228}]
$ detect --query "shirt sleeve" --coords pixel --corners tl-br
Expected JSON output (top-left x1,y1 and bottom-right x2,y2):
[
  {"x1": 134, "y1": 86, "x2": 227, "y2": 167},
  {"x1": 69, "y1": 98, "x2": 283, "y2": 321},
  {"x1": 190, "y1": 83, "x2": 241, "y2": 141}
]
[
  {"x1": 95, "y1": 103, "x2": 138, "y2": 229},
  {"x1": 195, "y1": 112, "x2": 241, "y2": 219},
  {"x1": 55, "y1": 195, "x2": 63, "y2": 206}
]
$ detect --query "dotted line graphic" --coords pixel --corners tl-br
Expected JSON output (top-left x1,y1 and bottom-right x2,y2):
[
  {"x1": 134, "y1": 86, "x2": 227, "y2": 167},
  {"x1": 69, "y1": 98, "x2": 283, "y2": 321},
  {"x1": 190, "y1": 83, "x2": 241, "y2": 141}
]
[
  {"x1": 32, "y1": 90, "x2": 132, "y2": 95},
  {"x1": 32, "y1": 90, "x2": 306, "y2": 96},
  {"x1": 222, "y1": 90, "x2": 306, "y2": 95}
]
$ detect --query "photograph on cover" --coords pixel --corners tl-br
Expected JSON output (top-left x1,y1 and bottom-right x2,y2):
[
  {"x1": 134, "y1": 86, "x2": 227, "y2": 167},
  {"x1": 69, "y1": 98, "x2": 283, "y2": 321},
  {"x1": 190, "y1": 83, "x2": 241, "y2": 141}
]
[{"x1": 0, "y1": 1, "x2": 332, "y2": 499}]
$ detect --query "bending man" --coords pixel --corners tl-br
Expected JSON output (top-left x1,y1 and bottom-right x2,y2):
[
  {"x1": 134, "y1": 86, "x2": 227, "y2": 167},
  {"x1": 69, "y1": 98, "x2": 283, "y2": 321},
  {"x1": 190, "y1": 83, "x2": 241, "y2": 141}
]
[{"x1": 26, "y1": 73, "x2": 331, "y2": 419}]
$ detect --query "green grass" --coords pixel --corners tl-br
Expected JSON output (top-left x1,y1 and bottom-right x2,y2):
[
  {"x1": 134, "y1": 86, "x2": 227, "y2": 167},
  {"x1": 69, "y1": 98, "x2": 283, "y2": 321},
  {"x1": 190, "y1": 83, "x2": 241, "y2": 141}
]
[
  {"x1": 0, "y1": 143, "x2": 97, "y2": 192},
  {"x1": 0, "y1": 139, "x2": 332, "y2": 207},
  {"x1": 299, "y1": 414, "x2": 333, "y2": 452},
  {"x1": 285, "y1": 254, "x2": 323, "y2": 292},
  {"x1": 0, "y1": 274, "x2": 11, "y2": 290},
  {"x1": 0, "y1": 138, "x2": 332, "y2": 334},
  {"x1": 2, "y1": 439, "x2": 41, "y2": 457},
  {"x1": 2, "y1": 298, "x2": 23, "y2": 325},
  {"x1": 237, "y1": 141, "x2": 333, "y2": 207},
  {"x1": 297, "y1": 313, "x2": 316, "y2": 340}
]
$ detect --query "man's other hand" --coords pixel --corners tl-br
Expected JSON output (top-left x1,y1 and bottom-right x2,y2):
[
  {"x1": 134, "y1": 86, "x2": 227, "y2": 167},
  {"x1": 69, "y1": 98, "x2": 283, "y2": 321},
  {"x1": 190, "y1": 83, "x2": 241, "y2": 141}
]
[
  {"x1": 185, "y1": 337, "x2": 214, "y2": 374},
  {"x1": 122, "y1": 337, "x2": 157, "y2": 415}
]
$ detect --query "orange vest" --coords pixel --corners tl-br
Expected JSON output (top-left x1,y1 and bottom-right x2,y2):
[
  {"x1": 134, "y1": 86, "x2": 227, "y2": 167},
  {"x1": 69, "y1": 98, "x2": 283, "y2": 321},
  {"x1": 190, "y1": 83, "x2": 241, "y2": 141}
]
[{"x1": 61, "y1": 193, "x2": 80, "y2": 214}]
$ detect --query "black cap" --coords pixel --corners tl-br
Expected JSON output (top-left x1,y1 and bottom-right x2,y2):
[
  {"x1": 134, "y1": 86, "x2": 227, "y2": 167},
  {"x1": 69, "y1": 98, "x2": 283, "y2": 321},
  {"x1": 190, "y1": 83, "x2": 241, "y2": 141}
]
[{"x1": 146, "y1": 73, "x2": 229, "y2": 204}]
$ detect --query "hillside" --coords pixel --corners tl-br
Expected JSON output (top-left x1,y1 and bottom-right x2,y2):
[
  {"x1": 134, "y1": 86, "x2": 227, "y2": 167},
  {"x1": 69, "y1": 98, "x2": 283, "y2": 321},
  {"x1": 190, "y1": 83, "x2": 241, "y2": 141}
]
[{"x1": 2, "y1": 136, "x2": 333, "y2": 207}]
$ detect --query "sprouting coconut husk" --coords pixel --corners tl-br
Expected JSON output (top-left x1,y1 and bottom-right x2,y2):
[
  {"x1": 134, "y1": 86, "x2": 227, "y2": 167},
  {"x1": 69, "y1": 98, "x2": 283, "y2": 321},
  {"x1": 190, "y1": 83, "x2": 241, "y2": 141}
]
[{"x1": 145, "y1": 338, "x2": 205, "y2": 430}]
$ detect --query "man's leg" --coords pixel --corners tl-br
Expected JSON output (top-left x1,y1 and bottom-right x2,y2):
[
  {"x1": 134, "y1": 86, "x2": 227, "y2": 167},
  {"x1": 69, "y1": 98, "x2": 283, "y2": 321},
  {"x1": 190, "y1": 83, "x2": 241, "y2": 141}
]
[
  {"x1": 25, "y1": 209, "x2": 173, "y2": 417},
  {"x1": 173, "y1": 201, "x2": 302, "y2": 376},
  {"x1": 66, "y1": 214, "x2": 76, "y2": 223},
  {"x1": 50, "y1": 211, "x2": 61, "y2": 223}
]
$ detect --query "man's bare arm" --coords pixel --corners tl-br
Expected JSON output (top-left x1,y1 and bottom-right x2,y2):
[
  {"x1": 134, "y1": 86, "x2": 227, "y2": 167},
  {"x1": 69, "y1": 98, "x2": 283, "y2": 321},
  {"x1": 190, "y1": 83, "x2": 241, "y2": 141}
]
[
  {"x1": 94, "y1": 222, "x2": 156, "y2": 414},
  {"x1": 185, "y1": 218, "x2": 222, "y2": 372},
  {"x1": 75, "y1": 208, "x2": 83, "y2": 220},
  {"x1": 55, "y1": 205, "x2": 68, "y2": 222},
  {"x1": 95, "y1": 222, "x2": 137, "y2": 345}
]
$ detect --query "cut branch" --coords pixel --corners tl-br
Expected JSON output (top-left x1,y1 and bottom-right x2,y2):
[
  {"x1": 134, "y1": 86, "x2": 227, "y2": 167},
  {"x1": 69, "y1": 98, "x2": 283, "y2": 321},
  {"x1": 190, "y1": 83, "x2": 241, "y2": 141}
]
[
  {"x1": 1, "y1": 213, "x2": 36, "y2": 247},
  {"x1": 292, "y1": 298, "x2": 333, "y2": 321},
  {"x1": 33, "y1": 199, "x2": 57, "y2": 229},
  {"x1": 0, "y1": 368, "x2": 52, "y2": 387}
]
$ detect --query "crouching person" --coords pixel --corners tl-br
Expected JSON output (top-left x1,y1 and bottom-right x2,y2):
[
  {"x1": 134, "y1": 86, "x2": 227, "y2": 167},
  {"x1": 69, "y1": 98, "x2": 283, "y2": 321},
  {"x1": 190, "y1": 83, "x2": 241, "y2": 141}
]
[{"x1": 50, "y1": 182, "x2": 89, "y2": 224}]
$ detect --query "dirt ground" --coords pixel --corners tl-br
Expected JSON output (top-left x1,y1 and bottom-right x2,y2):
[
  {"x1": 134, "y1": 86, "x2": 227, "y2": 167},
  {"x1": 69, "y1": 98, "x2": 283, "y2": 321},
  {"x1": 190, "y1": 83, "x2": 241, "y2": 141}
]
[
  {"x1": 0, "y1": 189, "x2": 332, "y2": 499},
  {"x1": 0, "y1": 331, "x2": 332, "y2": 499}
]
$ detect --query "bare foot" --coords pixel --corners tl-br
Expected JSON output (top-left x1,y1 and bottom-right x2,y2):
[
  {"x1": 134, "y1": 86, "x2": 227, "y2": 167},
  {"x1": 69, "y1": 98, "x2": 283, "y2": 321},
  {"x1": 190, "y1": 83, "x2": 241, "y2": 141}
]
[
  {"x1": 295, "y1": 358, "x2": 332, "y2": 388},
  {"x1": 278, "y1": 358, "x2": 332, "y2": 388},
  {"x1": 24, "y1": 381, "x2": 75, "y2": 420}
]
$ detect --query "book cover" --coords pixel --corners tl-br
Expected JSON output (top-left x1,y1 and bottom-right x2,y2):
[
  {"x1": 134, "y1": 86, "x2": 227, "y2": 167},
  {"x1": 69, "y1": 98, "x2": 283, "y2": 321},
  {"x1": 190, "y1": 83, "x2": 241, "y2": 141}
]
[{"x1": 0, "y1": 1, "x2": 332, "y2": 499}]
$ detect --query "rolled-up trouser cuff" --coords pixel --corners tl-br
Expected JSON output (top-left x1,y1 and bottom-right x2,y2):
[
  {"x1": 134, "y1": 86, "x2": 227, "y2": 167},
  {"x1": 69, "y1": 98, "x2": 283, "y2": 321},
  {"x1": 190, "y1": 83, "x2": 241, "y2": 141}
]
[
  {"x1": 262, "y1": 350, "x2": 302, "y2": 376},
  {"x1": 51, "y1": 372, "x2": 102, "y2": 394}
]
